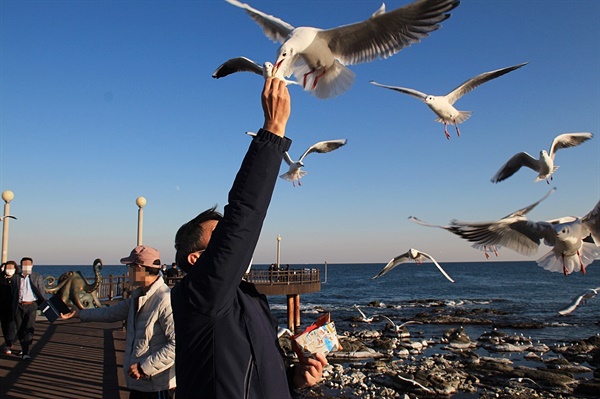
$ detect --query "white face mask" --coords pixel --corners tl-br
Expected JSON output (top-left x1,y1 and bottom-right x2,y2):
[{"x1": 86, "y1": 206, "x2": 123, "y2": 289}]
[
  {"x1": 5, "y1": 269, "x2": 15, "y2": 277},
  {"x1": 22, "y1": 266, "x2": 33, "y2": 275}
]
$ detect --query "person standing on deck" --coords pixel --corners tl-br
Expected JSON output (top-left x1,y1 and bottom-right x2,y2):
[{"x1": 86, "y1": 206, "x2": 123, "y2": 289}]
[
  {"x1": 0, "y1": 260, "x2": 18, "y2": 355},
  {"x1": 14, "y1": 257, "x2": 45, "y2": 360}
]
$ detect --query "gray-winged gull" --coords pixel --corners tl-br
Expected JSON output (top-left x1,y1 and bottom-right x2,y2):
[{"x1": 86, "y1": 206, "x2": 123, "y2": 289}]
[
  {"x1": 409, "y1": 188, "x2": 600, "y2": 275},
  {"x1": 225, "y1": 0, "x2": 459, "y2": 99},
  {"x1": 372, "y1": 248, "x2": 455, "y2": 282},
  {"x1": 558, "y1": 287, "x2": 600, "y2": 316},
  {"x1": 491, "y1": 132, "x2": 593, "y2": 183},
  {"x1": 280, "y1": 139, "x2": 347, "y2": 186},
  {"x1": 370, "y1": 62, "x2": 527, "y2": 139},
  {"x1": 212, "y1": 56, "x2": 299, "y2": 85}
]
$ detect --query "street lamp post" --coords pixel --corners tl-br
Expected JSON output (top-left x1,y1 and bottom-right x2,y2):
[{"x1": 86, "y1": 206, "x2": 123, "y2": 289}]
[
  {"x1": 136, "y1": 196, "x2": 146, "y2": 246},
  {"x1": 1, "y1": 190, "x2": 15, "y2": 264},
  {"x1": 276, "y1": 234, "x2": 281, "y2": 268}
]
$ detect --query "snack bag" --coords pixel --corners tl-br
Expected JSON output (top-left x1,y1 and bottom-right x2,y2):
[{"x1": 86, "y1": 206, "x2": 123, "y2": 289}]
[{"x1": 291, "y1": 313, "x2": 341, "y2": 360}]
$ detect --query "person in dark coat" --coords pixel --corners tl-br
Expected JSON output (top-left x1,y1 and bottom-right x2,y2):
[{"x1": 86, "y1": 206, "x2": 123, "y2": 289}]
[
  {"x1": 14, "y1": 257, "x2": 45, "y2": 360},
  {"x1": 0, "y1": 260, "x2": 18, "y2": 354},
  {"x1": 171, "y1": 77, "x2": 327, "y2": 399}
]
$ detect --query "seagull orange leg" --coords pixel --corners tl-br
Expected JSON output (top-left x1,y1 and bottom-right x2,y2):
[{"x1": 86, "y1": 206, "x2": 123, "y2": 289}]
[
  {"x1": 443, "y1": 122, "x2": 451, "y2": 140},
  {"x1": 578, "y1": 251, "x2": 586, "y2": 275},
  {"x1": 453, "y1": 119, "x2": 461, "y2": 137},
  {"x1": 562, "y1": 254, "x2": 568, "y2": 276},
  {"x1": 311, "y1": 69, "x2": 327, "y2": 90},
  {"x1": 303, "y1": 69, "x2": 315, "y2": 88}
]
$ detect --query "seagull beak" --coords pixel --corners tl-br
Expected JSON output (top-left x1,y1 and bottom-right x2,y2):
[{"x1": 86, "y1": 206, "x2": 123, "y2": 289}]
[{"x1": 274, "y1": 59, "x2": 285, "y2": 75}]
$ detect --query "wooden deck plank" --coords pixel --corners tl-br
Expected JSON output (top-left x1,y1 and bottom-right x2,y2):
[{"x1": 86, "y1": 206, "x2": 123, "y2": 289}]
[{"x1": 0, "y1": 315, "x2": 128, "y2": 399}]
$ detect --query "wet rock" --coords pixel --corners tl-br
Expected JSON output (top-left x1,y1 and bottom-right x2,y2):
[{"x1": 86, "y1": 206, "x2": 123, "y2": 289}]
[
  {"x1": 574, "y1": 380, "x2": 600, "y2": 397},
  {"x1": 512, "y1": 366, "x2": 576, "y2": 388}
]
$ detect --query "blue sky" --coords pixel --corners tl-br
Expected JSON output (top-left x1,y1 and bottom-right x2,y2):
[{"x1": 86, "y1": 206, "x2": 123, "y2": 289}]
[{"x1": 1, "y1": 0, "x2": 598, "y2": 266}]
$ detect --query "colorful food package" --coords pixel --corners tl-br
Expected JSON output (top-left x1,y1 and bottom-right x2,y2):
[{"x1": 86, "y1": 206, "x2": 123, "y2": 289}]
[{"x1": 291, "y1": 313, "x2": 341, "y2": 360}]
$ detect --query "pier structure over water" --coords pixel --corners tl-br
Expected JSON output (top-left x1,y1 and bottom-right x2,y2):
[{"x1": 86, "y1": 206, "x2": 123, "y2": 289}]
[{"x1": 245, "y1": 268, "x2": 321, "y2": 333}]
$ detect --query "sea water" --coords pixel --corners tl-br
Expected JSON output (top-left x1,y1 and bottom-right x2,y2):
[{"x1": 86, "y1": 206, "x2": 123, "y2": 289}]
[{"x1": 35, "y1": 260, "x2": 600, "y2": 344}]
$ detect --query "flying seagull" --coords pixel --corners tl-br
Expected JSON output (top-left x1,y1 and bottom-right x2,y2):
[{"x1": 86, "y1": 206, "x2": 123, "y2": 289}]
[
  {"x1": 370, "y1": 62, "x2": 527, "y2": 139},
  {"x1": 376, "y1": 314, "x2": 422, "y2": 333},
  {"x1": 372, "y1": 248, "x2": 455, "y2": 282},
  {"x1": 491, "y1": 132, "x2": 593, "y2": 183},
  {"x1": 212, "y1": 56, "x2": 299, "y2": 85},
  {"x1": 225, "y1": 0, "x2": 460, "y2": 99},
  {"x1": 281, "y1": 139, "x2": 347, "y2": 186},
  {"x1": 353, "y1": 304, "x2": 374, "y2": 323},
  {"x1": 558, "y1": 287, "x2": 600, "y2": 316},
  {"x1": 410, "y1": 188, "x2": 600, "y2": 275},
  {"x1": 0, "y1": 216, "x2": 16, "y2": 221}
]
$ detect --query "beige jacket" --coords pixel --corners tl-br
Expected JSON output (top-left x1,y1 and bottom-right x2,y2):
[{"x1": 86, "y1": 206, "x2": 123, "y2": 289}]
[{"x1": 81, "y1": 277, "x2": 175, "y2": 392}]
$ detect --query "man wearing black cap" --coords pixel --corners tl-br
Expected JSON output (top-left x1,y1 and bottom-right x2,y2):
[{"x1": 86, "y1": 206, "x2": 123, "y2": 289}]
[{"x1": 62, "y1": 245, "x2": 176, "y2": 399}]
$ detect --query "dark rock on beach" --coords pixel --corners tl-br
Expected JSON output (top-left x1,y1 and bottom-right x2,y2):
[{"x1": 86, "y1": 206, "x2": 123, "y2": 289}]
[{"x1": 284, "y1": 320, "x2": 600, "y2": 399}]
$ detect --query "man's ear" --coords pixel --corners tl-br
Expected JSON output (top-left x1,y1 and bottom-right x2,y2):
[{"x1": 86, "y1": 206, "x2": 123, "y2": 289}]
[{"x1": 187, "y1": 252, "x2": 200, "y2": 267}]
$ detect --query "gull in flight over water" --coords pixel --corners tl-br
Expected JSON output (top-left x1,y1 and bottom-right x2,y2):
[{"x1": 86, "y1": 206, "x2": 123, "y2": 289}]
[
  {"x1": 353, "y1": 304, "x2": 375, "y2": 323},
  {"x1": 212, "y1": 56, "x2": 299, "y2": 85},
  {"x1": 225, "y1": 0, "x2": 459, "y2": 99},
  {"x1": 370, "y1": 62, "x2": 527, "y2": 139},
  {"x1": 410, "y1": 188, "x2": 600, "y2": 275},
  {"x1": 372, "y1": 248, "x2": 455, "y2": 282},
  {"x1": 558, "y1": 287, "x2": 600, "y2": 316},
  {"x1": 376, "y1": 314, "x2": 422, "y2": 333},
  {"x1": 491, "y1": 132, "x2": 593, "y2": 184}
]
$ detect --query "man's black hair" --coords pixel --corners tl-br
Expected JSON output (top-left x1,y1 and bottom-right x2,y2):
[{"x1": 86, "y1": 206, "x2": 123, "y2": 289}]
[{"x1": 174, "y1": 205, "x2": 223, "y2": 273}]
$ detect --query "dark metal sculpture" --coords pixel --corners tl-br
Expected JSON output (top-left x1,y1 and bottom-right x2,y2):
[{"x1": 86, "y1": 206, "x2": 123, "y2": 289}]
[{"x1": 44, "y1": 258, "x2": 105, "y2": 309}]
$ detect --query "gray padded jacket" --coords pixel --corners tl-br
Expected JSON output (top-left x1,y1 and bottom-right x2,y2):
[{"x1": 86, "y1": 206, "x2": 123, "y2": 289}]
[{"x1": 81, "y1": 277, "x2": 175, "y2": 392}]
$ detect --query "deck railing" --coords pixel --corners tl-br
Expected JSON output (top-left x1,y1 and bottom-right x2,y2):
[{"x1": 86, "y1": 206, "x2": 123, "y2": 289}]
[
  {"x1": 97, "y1": 275, "x2": 128, "y2": 300},
  {"x1": 88, "y1": 268, "x2": 321, "y2": 300},
  {"x1": 245, "y1": 268, "x2": 320, "y2": 285}
]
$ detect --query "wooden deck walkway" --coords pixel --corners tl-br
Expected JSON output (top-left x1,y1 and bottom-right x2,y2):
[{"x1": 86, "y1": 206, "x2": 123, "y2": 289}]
[{"x1": 0, "y1": 314, "x2": 128, "y2": 399}]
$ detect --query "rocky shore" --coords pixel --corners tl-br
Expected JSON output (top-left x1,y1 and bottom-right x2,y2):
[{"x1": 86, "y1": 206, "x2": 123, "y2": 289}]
[{"x1": 279, "y1": 304, "x2": 600, "y2": 399}]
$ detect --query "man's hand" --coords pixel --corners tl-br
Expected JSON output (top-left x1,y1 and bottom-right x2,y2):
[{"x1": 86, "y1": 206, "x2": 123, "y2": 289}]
[
  {"x1": 262, "y1": 77, "x2": 291, "y2": 137},
  {"x1": 128, "y1": 363, "x2": 147, "y2": 380},
  {"x1": 293, "y1": 352, "x2": 327, "y2": 389}
]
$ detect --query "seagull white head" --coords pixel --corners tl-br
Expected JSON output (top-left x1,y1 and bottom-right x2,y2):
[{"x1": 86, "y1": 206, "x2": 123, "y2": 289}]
[
  {"x1": 274, "y1": 44, "x2": 294, "y2": 76},
  {"x1": 263, "y1": 61, "x2": 274, "y2": 78}
]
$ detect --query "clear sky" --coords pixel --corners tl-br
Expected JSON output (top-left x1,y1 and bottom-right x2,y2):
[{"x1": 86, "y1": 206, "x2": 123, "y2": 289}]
[{"x1": 1, "y1": 0, "x2": 599, "y2": 266}]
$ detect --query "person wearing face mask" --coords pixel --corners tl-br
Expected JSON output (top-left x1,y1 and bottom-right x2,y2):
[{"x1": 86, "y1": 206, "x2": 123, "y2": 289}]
[
  {"x1": 61, "y1": 245, "x2": 176, "y2": 399},
  {"x1": 14, "y1": 257, "x2": 45, "y2": 360},
  {"x1": 0, "y1": 260, "x2": 18, "y2": 354}
]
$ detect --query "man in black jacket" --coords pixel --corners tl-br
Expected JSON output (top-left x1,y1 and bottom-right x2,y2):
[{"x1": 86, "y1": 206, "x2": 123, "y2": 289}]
[
  {"x1": 171, "y1": 77, "x2": 326, "y2": 399},
  {"x1": 14, "y1": 257, "x2": 45, "y2": 360}
]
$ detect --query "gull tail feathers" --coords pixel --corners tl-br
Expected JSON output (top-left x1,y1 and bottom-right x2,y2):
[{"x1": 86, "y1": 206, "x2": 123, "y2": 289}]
[
  {"x1": 537, "y1": 243, "x2": 600, "y2": 274},
  {"x1": 534, "y1": 166, "x2": 559, "y2": 183},
  {"x1": 435, "y1": 111, "x2": 472, "y2": 124},
  {"x1": 279, "y1": 170, "x2": 308, "y2": 181},
  {"x1": 292, "y1": 60, "x2": 355, "y2": 99}
]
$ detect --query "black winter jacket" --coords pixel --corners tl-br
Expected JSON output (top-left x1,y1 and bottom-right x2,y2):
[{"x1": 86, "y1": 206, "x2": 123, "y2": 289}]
[{"x1": 172, "y1": 129, "x2": 293, "y2": 399}]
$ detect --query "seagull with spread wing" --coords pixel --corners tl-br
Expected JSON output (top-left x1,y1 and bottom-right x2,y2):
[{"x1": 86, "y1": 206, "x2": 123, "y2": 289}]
[
  {"x1": 353, "y1": 304, "x2": 374, "y2": 323},
  {"x1": 376, "y1": 314, "x2": 422, "y2": 333},
  {"x1": 280, "y1": 139, "x2": 347, "y2": 186},
  {"x1": 372, "y1": 248, "x2": 455, "y2": 282},
  {"x1": 370, "y1": 62, "x2": 527, "y2": 139},
  {"x1": 558, "y1": 287, "x2": 600, "y2": 316},
  {"x1": 491, "y1": 132, "x2": 593, "y2": 183},
  {"x1": 212, "y1": 57, "x2": 299, "y2": 85},
  {"x1": 409, "y1": 188, "x2": 600, "y2": 275},
  {"x1": 225, "y1": 0, "x2": 459, "y2": 98}
]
